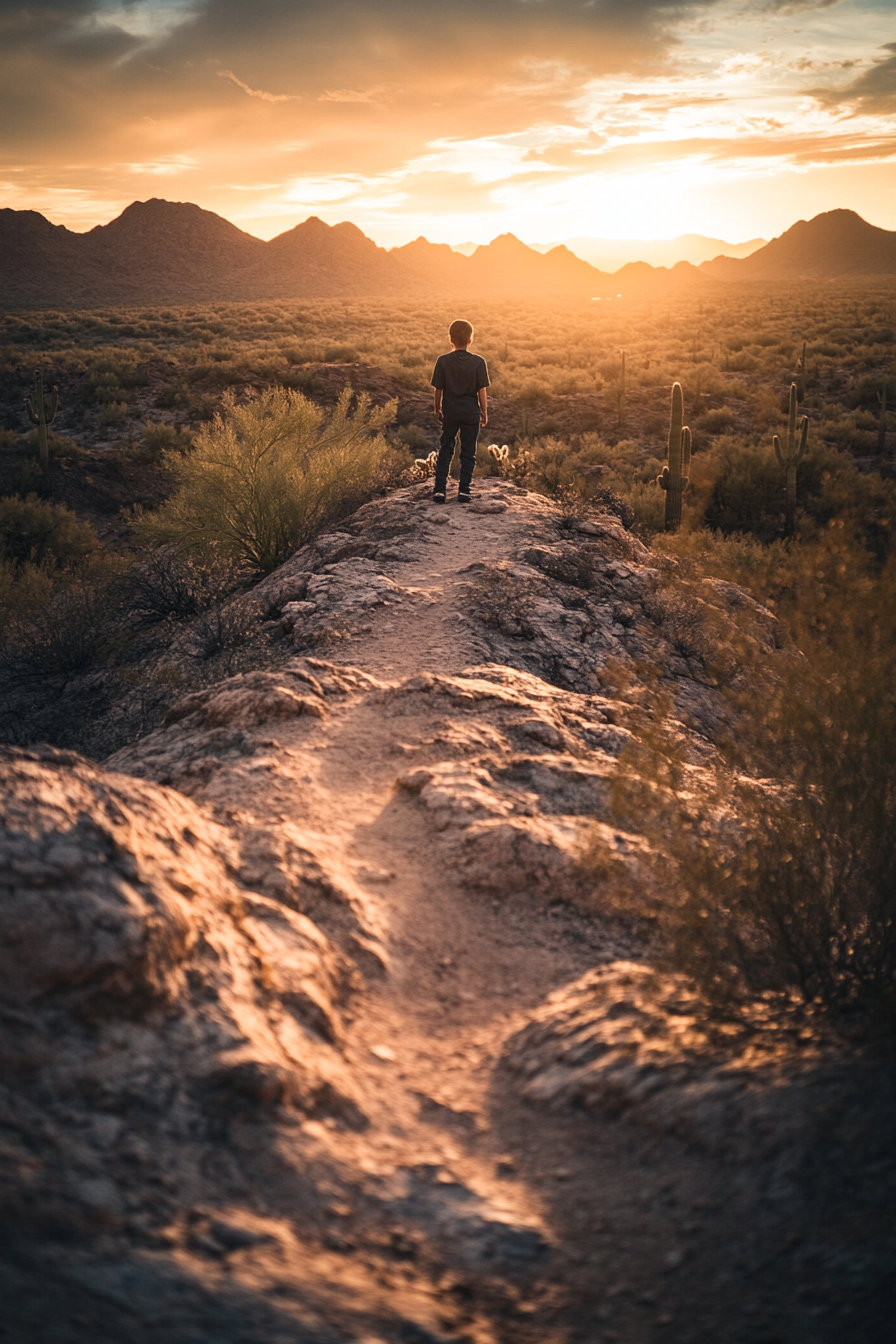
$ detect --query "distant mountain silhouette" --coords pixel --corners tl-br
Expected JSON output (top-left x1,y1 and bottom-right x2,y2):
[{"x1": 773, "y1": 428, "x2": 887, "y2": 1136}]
[
  {"x1": 1, "y1": 200, "x2": 893, "y2": 308},
  {"x1": 531, "y1": 233, "x2": 766, "y2": 270},
  {"x1": 701, "y1": 210, "x2": 896, "y2": 279}
]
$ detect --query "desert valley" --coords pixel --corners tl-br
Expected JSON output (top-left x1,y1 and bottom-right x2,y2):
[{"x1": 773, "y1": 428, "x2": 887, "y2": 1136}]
[{"x1": 1, "y1": 189, "x2": 895, "y2": 1344}]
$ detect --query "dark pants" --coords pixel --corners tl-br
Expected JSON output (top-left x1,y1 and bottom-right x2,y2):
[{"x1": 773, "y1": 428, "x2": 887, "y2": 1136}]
[{"x1": 435, "y1": 417, "x2": 480, "y2": 493}]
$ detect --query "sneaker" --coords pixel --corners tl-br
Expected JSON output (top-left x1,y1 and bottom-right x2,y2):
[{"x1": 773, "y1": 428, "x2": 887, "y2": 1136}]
[
  {"x1": 457, "y1": 490, "x2": 472, "y2": 504},
  {"x1": 432, "y1": 490, "x2": 447, "y2": 504}
]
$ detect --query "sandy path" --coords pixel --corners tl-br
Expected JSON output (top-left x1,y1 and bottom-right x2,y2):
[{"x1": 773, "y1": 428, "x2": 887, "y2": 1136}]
[
  {"x1": 325, "y1": 488, "x2": 527, "y2": 677},
  {"x1": 73, "y1": 480, "x2": 889, "y2": 1344}
]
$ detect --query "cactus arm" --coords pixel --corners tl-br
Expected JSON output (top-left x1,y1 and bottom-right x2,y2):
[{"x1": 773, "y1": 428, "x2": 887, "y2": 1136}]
[
  {"x1": 658, "y1": 465, "x2": 670, "y2": 490},
  {"x1": 796, "y1": 415, "x2": 808, "y2": 461},
  {"x1": 774, "y1": 434, "x2": 784, "y2": 468},
  {"x1": 47, "y1": 387, "x2": 58, "y2": 423},
  {"x1": 26, "y1": 398, "x2": 39, "y2": 426}
]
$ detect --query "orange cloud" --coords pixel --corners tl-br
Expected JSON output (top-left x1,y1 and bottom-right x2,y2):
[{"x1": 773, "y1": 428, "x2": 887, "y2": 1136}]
[{"x1": 217, "y1": 70, "x2": 301, "y2": 102}]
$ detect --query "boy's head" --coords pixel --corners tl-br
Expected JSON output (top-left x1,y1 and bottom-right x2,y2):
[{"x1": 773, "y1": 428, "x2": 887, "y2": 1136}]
[{"x1": 449, "y1": 319, "x2": 474, "y2": 349}]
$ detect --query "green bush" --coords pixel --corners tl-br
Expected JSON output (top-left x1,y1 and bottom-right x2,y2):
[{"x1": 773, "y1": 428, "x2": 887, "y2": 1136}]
[
  {"x1": 0, "y1": 494, "x2": 100, "y2": 568},
  {"x1": 395, "y1": 423, "x2": 429, "y2": 453},
  {"x1": 0, "y1": 555, "x2": 54, "y2": 640},
  {"x1": 140, "y1": 420, "x2": 193, "y2": 459},
  {"x1": 698, "y1": 438, "x2": 785, "y2": 540},
  {"x1": 135, "y1": 384, "x2": 397, "y2": 573}
]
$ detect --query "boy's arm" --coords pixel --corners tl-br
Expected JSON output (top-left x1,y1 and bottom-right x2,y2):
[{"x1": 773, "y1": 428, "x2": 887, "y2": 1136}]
[
  {"x1": 433, "y1": 387, "x2": 443, "y2": 422},
  {"x1": 478, "y1": 387, "x2": 488, "y2": 426}
]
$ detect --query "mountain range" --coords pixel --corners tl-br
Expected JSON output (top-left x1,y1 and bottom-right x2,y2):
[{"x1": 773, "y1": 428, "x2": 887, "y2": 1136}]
[
  {"x1": 527, "y1": 234, "x2": 767, "y2": 270},
  {"x1": 2, "y1": 201, "x2": 894, "y2": 308}
]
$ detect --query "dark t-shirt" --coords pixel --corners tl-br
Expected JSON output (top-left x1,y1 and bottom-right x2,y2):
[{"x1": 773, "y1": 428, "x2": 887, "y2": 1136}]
[{"x1": 431, "y1": 350, "x2": 489, "y2": 421}]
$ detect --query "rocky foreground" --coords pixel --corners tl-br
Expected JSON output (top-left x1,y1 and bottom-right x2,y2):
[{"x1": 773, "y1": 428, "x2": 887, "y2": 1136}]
[{"x1": 2, "y1": 480, "x2": 893, "y2": 1343}]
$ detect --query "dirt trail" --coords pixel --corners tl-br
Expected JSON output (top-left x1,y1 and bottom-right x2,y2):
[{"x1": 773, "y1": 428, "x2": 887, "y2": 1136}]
[
  {"x1": 164, "y1": 484, "x2": 891, "y2": 1342},
  {"x1": 3, "y1": 481, "x2": 892, "y2": 1344}
]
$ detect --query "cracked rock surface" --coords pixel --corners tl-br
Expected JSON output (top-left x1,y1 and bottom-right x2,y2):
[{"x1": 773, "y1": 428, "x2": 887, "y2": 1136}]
[{"x1": 2, "y1": 481, "x2": 893, "y2": 1343}]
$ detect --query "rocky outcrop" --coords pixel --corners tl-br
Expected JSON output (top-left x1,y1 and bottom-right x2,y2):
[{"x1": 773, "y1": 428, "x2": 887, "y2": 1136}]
[
  {"x1": 2, "y1": 483, "x2": 891, "y2": 1343},
  {"x1": 502, "y1": 961, "x2": 870, "y2": 1160}
]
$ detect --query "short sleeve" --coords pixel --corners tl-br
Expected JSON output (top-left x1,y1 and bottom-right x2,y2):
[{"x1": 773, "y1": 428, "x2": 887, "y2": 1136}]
[
  {"x1": 476, "y1": 358, "x2": 490, "y2": 390},
  {"x1": 431, "y1": 357, "x2": 446, "y2": 390}
]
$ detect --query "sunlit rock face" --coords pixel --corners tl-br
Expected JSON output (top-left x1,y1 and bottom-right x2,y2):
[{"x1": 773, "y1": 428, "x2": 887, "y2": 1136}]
[{"x1": 2, "y1": 482, "x2": 889, "y2": 1343}]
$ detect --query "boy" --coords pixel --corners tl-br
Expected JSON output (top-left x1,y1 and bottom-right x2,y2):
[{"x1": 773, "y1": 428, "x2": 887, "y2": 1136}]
[{"x1": 430, "y1": 319, "x2": 489, "y2": 504}]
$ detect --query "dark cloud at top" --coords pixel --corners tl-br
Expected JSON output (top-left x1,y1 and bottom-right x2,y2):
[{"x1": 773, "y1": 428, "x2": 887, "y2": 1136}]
[
  {"x1": 0, "y1": 0, "x2": 727, "y2": 162},
  {"x1": 807, "y1": 42, "x2": 896, "y2": 115}
]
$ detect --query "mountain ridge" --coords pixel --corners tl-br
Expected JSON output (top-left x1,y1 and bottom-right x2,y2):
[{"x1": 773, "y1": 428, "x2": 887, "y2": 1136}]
[
  {"x1": 529, "y1": 232, "x2": 768, "y2": 269},
  {"x1": 1, "y1": 199, "x2": 894, "y2": 308}
]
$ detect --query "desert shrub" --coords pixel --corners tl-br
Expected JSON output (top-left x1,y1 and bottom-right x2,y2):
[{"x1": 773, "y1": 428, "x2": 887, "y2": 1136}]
[
  {"x1": 689, "y1": 434, "x2": 896, "y2": 552},
  {"x1": 0, "y1": 555, "x2": 54, "y2": 640},
  {"x1": 698, "y1": 439, "x2": 785, "y2": 540},
  {"x1": 695, "y1": 407, "x2": 736, "y2": 436},
  {"x1": 140, "y1": 421, "x2": 193, "y2": 459},
  {"x1": 155, "y1": 382, "x2": 193, "y2": 410},
  {"x1": 188, "y1": 362, "x2": 244, "y2": 387},
  {"x1": 281, "y1": 368, "x2": 322, "y2": 395},
  {"x1": 395, "y1": 423, "x2": 429, "y2": 452},
  {"x1": 135, "y1": 384, "x2": 397, "y2": 573},
  {"x1": 190, "y1": 599, "x2": 259, "y2": 660},
  {"x1": 1, "y1": 571, "x2": 122, "y2": 687},
  {"x1": 100, "y1": 400, "x2": 129, "y2": 428},
  {"x1": 619, "y1": 536, "x2": 896, "y2": 1031},
  {"x1": 119, "y1": 547, "x2": 232, "y2": 625},
  {"x1": 0, "y1": 494, "x2": 100, "y2": 568},
  {"x1": 625, "y1": 478, "x2": 668, "y2": 538}
]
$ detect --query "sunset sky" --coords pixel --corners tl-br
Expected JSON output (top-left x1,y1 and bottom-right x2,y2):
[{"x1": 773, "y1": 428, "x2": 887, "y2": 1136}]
[{"x1": 2, "y1": 0, "x2": 894, "y2": 247}]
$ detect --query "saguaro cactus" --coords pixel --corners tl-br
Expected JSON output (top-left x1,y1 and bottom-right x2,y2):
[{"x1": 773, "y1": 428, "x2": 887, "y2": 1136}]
[
  {"x1": 795, "y1": 341, "x2": 807, "y2": 403},
  {"x1": 26, "y1": 371, "x2": 58, "y2": 496},
  {"x1": 657, "y1": 382, "x2": 691, "y2": 532},
  {"x1": 775, "y1": 382, "x2": 808, "y2": 538},
  {"x1": 618, "y1": 349, "x2": 626, "y2": 428},
  {"x1": 878, "y1": 383, "x2": 888, "y2": 454}
]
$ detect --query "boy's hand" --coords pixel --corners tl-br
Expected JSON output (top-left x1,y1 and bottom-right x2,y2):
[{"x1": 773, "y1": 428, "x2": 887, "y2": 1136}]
[{"x1": 480, "y1": 413, "x2": 488, "y2": 427}]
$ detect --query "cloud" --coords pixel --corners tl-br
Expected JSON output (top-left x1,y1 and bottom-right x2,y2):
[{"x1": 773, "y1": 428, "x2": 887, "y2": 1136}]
[
  {"x1": 217, "y1": 69, "x2": 300, "y2": 101},
  {"x1": 807, "y1": 42, "x2": 896, "y2": 115},
  {"x1": 319, "y1": 88, "x2": 388, "y2": 104},
  {"x1": 1, "y1": 0, "x2": 894, "y2": 239}
]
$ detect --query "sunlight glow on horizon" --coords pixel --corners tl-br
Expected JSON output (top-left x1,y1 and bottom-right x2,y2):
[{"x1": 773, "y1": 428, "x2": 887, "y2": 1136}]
[{"x1": 2, "y1": 0, "x2": 895, "y2": 249}]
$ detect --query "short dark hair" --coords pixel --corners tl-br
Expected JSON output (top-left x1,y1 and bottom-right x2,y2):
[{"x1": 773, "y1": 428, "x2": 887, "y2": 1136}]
[{"x1": 449, "y1": 319, "x2": 474, "y2": 347}]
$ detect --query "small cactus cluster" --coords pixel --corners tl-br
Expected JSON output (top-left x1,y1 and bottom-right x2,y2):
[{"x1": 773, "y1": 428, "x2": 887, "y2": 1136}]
[
  {"x1": 25, "y1": 371, "x2": 59, "y2": 496},
  {"x1": 409, "y1": 450, "x2": 438, "y2": 481},
  {"x1": 487, "y1": 443, "x2": 532, "y2": 485},
  {"x1": 657, "y1": 382, "x2": 691, "y2": 532},
  {"x1": 775, "y1": 383, "x2": 808, "y2": 538}
]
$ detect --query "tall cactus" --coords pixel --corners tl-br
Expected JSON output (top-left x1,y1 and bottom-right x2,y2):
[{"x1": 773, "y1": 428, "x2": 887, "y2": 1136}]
[
  {"x1": 878, "y1": 383, "x2": 888, "y2": 454},
  {"x1": 775, "y1": 382, "x2": 808, "y2": 538},
  {"x1": 795, "y1": 340, "x2": 807, "y2": 403},
  {"x1": 26, "y1": 371, "x2": 58, "y2": 497},
  {"x1": 657, "y1": 382, "x2": 690, "y2": 532},
  {"x1": 618, "y1": 349, "x2": 626, "y2": 428}
]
